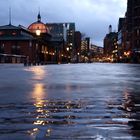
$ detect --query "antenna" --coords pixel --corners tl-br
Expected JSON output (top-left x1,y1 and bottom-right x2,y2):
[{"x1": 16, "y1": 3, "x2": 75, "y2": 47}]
[
  {"x1": 39, "y1": 6, "x2": 40, "y2": 14},
  {"x1": 9, "y1": 7, "x2": 11, "y2": 25},
  {"x1": 109, "y1": 25, "x2": 112, "y2": 33},
  {"x1": 37, "y1": 7, "x2": 41, "y2": 22}
]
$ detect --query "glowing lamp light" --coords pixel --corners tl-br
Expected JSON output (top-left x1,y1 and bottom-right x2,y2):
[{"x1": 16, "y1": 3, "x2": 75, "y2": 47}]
[
  {"x1": 36, "y1": 29, "x2": 41, "y2": 36},
  {"x1": 66, "y1": 47, "x2": 69, "y2": 51}
]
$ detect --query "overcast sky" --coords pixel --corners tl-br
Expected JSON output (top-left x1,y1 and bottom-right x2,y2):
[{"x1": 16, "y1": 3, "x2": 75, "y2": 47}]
[{"x1": 0, "y1": 0, "x2": 127, "y2": 46}]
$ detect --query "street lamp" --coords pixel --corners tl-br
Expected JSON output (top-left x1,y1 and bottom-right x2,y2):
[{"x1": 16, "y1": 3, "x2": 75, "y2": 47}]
[
  {"x1": 36, "y1": 29, "x2": 41, "y2": 36},
  {"x1": 66, "y1": 47, "x2": 69, "y2": 51},
  {"x1": 35, "y1": 29, "x2": 41, "y2": 64},
  {"x1": 77, "y1": 52, "x2": 80, "y2": 63},
  {"x1": 66, "y1": 47, "x2": 70, "y2": 63}
]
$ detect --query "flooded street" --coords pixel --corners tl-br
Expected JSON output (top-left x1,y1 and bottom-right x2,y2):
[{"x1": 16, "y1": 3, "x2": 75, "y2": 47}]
[{"x1": 0, "y1": 63, "x2": 140, "y2": 140}]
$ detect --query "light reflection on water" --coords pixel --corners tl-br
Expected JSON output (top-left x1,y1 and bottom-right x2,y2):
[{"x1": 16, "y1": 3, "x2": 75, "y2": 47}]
[{"x1": 0, "y1": 64, "x2": 140, "y2": 140}]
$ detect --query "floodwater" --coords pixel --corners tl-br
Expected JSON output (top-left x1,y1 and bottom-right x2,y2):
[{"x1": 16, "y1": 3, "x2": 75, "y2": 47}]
[{"x1": 0, "y1": 63, "x2": 140, "y2": 140}]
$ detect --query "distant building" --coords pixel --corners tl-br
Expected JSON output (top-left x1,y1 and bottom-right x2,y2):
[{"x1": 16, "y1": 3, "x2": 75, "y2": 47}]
[
  {"x1": 104, "y1": 25, "x2": 118, "y2": 62},
  {"x1": 74, "y1": 31, "x2": 81, "y2": 62},
  {"x1": 91, "y1": 44, "x2": 103, "y2": 54},
  {"x1": 46, "y1": 23, "x2": 75, "y2": 59},
  {"x1": 46, "y1": 23, "x2": 66, "y2": 41},
  {"x1": 81, "y1": 37, "x2": 90, "y2": 62},
  {"x1": 90, "y1": 44, "x2": 103, "y2": 62}
]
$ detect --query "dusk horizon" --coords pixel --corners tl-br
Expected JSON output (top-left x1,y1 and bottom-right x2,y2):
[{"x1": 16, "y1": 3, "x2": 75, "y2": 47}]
[
  {"x1": 0, "y1": 1, "x2": 140, "y2": 140},
  {"x1": 0, "y1": 0, "x2": 127, "y2": 46}
]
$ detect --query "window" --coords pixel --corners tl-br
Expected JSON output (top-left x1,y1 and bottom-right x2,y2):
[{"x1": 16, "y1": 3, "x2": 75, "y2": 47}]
[
  {"x1": 0, "y1": 32, "x2": 3, "y2": 36},
  {"x1": 11, "y1": 46, "x2": 20, "y2": 55},
  {"x1": 12, "y1": 32, "x2": 17, "y2": 36},
  {"x1": 0, "y1": 44, "x2": 4, "y2": 53},
  {"x1": 137, "y1": 29, "x2": 140, "y2": 36}
]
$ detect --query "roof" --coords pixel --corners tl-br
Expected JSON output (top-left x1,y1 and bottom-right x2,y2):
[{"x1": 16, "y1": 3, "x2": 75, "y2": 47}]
[
  {"x1": 0, "y1": 24, "x2": 34, "y2": 41},
  {"x1": 28, "y1": 21, "x2": 49, "y2": 34},
  {"x1": 0, "y1": 24, "x2": 20, "y2": 30}
]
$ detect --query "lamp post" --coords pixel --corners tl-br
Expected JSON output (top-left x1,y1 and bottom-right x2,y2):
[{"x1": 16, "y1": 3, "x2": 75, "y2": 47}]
[
  {"x1": 77, "y1": 52, "x2": 80, "y2": 63},
  {"x1": 66, "y1": 47, "x2": 70, "y2": 63},
  {"x1": 35, "y1": 29, "x2": 41, "y2": 65},
  {"x1": 66, "y1": 47, "x2": 69, "y2": 51}
]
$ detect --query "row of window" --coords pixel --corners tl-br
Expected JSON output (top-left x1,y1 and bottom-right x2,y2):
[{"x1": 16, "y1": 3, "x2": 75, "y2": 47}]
[
  {"x1": 0, "y1": 31, "x2": 17, "y2": 36},
  {"x1": 133, "y1": 18, "x2": 140, "y2": 27},
  {"x1": 0, "y1": 46, "x2": 21, "y2": 55},
  {"x1": 134, "y1": 29, "x2": 140, "y2": 36}
]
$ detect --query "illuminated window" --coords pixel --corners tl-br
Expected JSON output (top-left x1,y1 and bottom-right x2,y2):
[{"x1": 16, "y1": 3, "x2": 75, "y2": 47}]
[
  {"x1": 0, "y1": 32, "x2": 4, "y2": 36},
  {"x1": 36, "y1": 29, "x2": 41, "y2": 36},
  {"x1": 12, "y1": 32, "x2": 17, "y2": 36},
  {"x1": 0, "y1": 44, "x2": 4, "y2": 53}
]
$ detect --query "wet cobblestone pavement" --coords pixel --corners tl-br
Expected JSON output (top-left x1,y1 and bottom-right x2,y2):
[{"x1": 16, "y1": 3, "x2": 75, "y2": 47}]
[{"x1": 0, "y1": 63, "x2": 140, "y2": 140}]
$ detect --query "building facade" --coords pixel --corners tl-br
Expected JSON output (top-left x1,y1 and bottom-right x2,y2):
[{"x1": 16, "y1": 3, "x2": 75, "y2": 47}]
[
  {"x1": 74, "y1": 31, "x2": 81, "y2": 62},
  {"x1": 90, "y1": 44, "x2": 103, "y2": 62},
  {"x1": 127, "y1": 0, "x2": 140, "y2": 62},
  {"x1": 104, "y1": 25, "x2": 118, "y2": 62},
  {"x1": 46, "y1": 23, "x2": 76, "y2": 62},
  {"x1": 0, "y1": 24, "x2": 35, "y2": 63},
  {"x1": 0, "y1": 13, "x2": 64, "y2": 64},
  {"x1": 119, "y1": 0, "x2": 140, "y2": 63},
  {"x1": 81, "y1": 37, "x2": 90, "y2": 62}
]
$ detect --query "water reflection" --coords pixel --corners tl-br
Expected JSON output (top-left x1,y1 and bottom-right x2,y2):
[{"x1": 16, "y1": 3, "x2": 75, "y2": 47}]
[
  {"x1": 119, "y1": 89, "x2": 140, "y2": 138},
  {"x1": 27, "y1": 66, "x2": 52, "y2": 138},
  {"x1": 24, "y1": 66, "x2": 46, "y2": 81},
  {"x1": 28, "y1": 98, "x2": 86, "y2": 139},
  {"x1": 1, "y1": 64, "x2": 140, "y2": 139},
  {"x1": 32, "y1": 84, "x2": 46, "y2": 100},
  {"x1": 123, "y1": 91, "x2": 135, "y2": 111}
]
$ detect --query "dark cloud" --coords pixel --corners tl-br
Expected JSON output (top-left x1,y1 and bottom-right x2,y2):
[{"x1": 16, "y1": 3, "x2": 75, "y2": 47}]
[{"x1": 0, "y1": 0, "x2": 127, "y2": 46}]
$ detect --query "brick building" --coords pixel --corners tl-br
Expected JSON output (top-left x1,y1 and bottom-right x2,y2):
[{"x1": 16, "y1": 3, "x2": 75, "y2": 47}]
[
  {"x1": 104, "y1": 25, "x2": 118, "y2": 62},
  {"x1": 0, "y1": 24, "x2": 35, "y2": 63},
  {"x1": 0, "y1": 13, "x2": 64, "y2": 64},
  {"x1": 126, "y1": 0, "x2": 140, "y2": 62},
  {"x1": 118, "y1": 0, "x2": 140, "y2": 63}
]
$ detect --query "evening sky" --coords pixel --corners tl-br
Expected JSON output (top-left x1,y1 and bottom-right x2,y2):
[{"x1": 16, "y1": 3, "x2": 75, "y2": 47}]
[{"x1": 0, "y1": 0, "x2": 127, "y2": 46}]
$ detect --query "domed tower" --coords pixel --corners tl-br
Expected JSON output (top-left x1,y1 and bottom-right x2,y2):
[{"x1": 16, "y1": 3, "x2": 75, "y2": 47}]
[{"x1": 28, "y1": 12, "x2": 49, "y2": 35}]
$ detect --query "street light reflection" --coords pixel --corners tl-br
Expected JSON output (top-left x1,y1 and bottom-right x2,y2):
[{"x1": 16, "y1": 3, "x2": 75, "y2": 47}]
[
  {"x1": 27, "y1": 128, "x2": 39, "y2": 136},
  {"x1": 32, "y1": 83, "x2": 45, "y2": 100},
  {"x1": 29, "y1": 67, "x2": 46, "y2": 101},
  {"x1": 32, "y1": 83, "x2": 51, "y2": 137},
  {"x1": 24, "y1": 66, "x2": 46, "y2": 80},
  {"x1": 32, "y1": 67, "x2": 45, "y2": 80}
]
